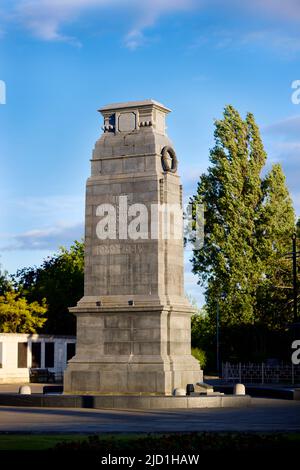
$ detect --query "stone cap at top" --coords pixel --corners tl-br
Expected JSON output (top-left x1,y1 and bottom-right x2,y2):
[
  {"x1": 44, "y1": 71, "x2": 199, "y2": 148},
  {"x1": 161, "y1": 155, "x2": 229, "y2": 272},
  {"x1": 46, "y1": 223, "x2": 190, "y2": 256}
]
[
  {"x1": 98, "y1": 99, "x2": 171, "y2": 135},
  {"x1": 99, "y1": 99, "x2": 171, "y2": 114}
]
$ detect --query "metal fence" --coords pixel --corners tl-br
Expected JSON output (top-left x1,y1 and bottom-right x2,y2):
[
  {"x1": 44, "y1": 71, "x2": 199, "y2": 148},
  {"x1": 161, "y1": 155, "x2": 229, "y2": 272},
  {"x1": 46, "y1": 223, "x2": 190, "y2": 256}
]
[{"x1": 222, "y1": 362, "x2": 300, "y2": 384}]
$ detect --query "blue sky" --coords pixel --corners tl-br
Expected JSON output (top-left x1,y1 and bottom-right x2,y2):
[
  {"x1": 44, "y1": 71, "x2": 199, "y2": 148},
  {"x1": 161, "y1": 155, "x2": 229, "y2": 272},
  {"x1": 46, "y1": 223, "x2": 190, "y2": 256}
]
[{"x1": 0, "y1": 0, "x2": 300, "y2": 305}]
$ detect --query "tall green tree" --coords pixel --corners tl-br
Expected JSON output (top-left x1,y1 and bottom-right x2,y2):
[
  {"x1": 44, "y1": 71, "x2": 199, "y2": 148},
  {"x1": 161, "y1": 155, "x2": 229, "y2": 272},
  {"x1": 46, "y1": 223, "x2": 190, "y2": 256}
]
[
  {"x1": 256, "y1": 164, "x2": 296, "y2": 327},
  {"x1": 191, "y1": 106, "x2": 295, "y2": 328},
  {"x1": 13, "y1": 240, "x2": 84, "y2": 335}
]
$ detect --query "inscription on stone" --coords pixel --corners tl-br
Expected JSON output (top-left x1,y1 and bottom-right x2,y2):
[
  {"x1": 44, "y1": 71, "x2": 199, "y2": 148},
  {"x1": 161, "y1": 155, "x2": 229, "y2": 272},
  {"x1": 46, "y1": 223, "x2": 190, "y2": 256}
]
[{"x1": 93, "y1": 244, "x2": 144, "y2": 255}]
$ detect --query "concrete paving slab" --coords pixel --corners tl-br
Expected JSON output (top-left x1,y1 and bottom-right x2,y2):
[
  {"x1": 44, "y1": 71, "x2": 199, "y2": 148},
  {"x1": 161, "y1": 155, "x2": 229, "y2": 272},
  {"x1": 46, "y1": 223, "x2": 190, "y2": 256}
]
[{"x1": 0, "y1": 398, "x2": 299, "y2": 433}]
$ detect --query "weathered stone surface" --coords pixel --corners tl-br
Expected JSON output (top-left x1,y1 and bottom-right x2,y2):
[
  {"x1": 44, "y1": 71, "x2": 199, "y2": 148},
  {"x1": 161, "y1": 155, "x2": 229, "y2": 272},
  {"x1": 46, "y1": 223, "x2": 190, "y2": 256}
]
[
  {"x1": 194, "y1": 382, "x2": 214, "y2": 394},
  {"x1": 64, "y1": 100, "x2": 202, "y2": 395},
  {"x1": 0, "y1": 393, "x2": 252, "y2": 410}
]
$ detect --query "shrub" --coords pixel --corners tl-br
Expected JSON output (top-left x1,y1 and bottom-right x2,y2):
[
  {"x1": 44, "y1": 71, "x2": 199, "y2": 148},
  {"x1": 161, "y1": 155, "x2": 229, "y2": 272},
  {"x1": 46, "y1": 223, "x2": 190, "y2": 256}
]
[{"x1": 192, "y1": 347, "x2": 207, "y2": 369}]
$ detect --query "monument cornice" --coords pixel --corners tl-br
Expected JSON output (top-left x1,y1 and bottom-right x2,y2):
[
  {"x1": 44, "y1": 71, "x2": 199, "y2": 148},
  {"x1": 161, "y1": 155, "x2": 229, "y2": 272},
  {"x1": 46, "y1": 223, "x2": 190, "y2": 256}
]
[{"x1": 98, "y1": 99, "x2": 171, "y2": 115}]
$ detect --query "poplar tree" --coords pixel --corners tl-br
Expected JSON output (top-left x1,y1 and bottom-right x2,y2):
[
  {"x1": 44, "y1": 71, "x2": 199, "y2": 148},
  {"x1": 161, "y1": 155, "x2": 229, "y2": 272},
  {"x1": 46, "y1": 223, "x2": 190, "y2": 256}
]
[
  {"x1": 191, "y1": 106, "x2": 296, "y2": 327},
  {"x1": 256, "y1": 164, "x2": 295, "y2": 327}
]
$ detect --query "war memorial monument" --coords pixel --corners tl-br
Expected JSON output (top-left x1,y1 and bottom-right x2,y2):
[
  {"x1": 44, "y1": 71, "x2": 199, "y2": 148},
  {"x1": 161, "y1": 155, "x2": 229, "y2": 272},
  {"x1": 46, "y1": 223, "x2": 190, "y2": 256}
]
[
  {"x1": 64, "y1": 99, "x2": 202, "y2": 395},
  {"x1": 0, "y1": 100, "x2": 251, "y2": 409}
]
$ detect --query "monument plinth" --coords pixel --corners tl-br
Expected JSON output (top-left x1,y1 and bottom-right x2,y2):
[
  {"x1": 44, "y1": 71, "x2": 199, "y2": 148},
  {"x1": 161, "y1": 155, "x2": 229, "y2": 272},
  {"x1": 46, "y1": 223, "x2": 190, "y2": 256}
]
[{"x1": 64, "y1": 100, "x2": 202, "y2": 395}]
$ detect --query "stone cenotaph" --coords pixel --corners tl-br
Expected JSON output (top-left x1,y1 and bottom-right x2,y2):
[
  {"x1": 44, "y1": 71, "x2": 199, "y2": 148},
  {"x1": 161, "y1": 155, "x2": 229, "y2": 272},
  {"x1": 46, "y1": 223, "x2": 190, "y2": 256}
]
[{"x1": 64, "y1": 100, "x2": 202, "y2": 395}]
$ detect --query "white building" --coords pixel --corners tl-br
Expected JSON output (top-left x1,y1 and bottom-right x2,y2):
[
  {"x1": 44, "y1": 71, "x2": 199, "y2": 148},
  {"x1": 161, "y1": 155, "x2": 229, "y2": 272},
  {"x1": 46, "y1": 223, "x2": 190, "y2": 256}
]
[{"x1": 0, "y1": 333, "x2": 76, "y2": 383}]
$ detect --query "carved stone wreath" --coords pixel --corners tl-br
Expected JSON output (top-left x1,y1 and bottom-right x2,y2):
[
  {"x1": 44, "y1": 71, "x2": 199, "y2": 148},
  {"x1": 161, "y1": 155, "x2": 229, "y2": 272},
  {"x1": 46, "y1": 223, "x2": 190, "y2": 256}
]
[{"x1": 161, "y1": 146, "x2": 178, "y2": 173}]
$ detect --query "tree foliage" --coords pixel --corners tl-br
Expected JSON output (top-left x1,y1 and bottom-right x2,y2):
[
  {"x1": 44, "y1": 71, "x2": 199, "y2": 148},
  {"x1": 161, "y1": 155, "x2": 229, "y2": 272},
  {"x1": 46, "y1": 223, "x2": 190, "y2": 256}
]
[
  {"x1": 297, "y1": 218, "x2": 300, "y2": 238},
  {"x1": 256, "y1": 164, "x2": 297, "y2": 327},
  {"x1": 191, "y1": 106, "x2": 296, "y2": 328},
  {"x1": 191, "y1": 312, "x2": 215, "y2": 370},
  {"x1": 0, "y1": 265, "x2": 11, "y2": 296},
  {"x1": 13, "y1": 240, "x2": 84, "y2": 335},
  {"x1": 0, "y1": 290, "x2": 46, "y2": 333},
  {"x1": 191, "y1": 347, "x2": 207, "y2": 368}
]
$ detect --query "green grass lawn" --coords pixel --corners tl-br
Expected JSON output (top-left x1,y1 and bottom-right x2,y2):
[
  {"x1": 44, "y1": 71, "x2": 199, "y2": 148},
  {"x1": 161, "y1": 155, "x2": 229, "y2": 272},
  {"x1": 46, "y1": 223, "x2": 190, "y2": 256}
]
[
  {"x1": 0, "y1": 435, "x2": 88, "y2": 451},
  {"x1": 0, "y1": 433, "x2": 154, "y2": 451},
  {"x1": 0, "y1": 433, "x2": 300, "y2": 452}
]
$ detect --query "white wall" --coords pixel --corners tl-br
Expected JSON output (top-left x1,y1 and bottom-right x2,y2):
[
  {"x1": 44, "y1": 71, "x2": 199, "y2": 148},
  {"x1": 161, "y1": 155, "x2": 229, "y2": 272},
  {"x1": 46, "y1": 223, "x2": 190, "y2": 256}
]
[
  {"x1": 0, "y1": 333, "x2": 76, "y2": 384},
  {"x1": 0, "y1": 334, "x2": 29, "y2": 383}
]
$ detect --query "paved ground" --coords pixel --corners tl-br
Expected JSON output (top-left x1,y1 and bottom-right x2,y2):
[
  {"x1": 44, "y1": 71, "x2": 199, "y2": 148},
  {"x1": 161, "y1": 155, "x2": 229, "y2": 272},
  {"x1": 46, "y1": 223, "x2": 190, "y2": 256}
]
[
  {"x1": 0, "y1": 383, "x2": 57, "y2": 393},
  {"x1": 0, "y1": 399, "x2": 300, "y2": 433}
]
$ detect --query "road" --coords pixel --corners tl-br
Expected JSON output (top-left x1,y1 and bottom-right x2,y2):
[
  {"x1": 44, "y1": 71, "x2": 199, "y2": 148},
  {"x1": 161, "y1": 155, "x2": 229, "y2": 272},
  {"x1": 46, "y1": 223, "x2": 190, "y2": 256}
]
[{"x1": 0, "y1": 398, "x2": 300, "y2": 433}]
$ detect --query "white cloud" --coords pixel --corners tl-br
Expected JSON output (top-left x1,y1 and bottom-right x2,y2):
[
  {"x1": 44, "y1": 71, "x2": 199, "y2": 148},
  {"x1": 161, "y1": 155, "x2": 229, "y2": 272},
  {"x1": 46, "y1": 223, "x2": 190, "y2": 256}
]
[
  {"x1": 190, "y1": 28, "x2": 300, "y2": 58},
  {"x1": 208, "y1": 0, "x2": 300, "y2": 23},
  {"x1": 241, "y1": 30, "x2": 300, "y2": 58},
  {"x1": 13, "y1": 0, "x2": 106, "y2": 43},
  {"x1": 261, "y1": 115, "x2": 300, "y2": 215},
  {"x1": 0, "y1": 0, "x2": 199, "y2": 47},
  {"x1": 13, "y1": 194, "x2": 84, "y2": 218},
  {"x1": 263, "y1": 115, "x2": 300, "y2": 139},
  {"x1": 0, "y1": 195, "x2": 84, "y2": 237},
  {"x1": 0, "y1": 194, "x2": 85, "y2": 251},
  {"x1": 124, "y1": 0, "x2": 198, "y2": 48},
  {"x1": 124, "y1": 29, "x2": 146, "y2": 50},
  {"x1": 1, "y1": 221, "x2": 84, "y2": 251},
  {"x1": 245, "y1": 0, "x2": 300, "y2": 22},
  {"x1": 2, "y1": 0, "x2": 300, "y2": 49}
]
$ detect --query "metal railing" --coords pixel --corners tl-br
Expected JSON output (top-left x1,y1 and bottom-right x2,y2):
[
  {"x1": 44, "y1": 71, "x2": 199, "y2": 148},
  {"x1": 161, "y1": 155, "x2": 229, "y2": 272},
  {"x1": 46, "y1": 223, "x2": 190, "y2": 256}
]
[{"x1": 222, "y1": 362, "x2": 300, "y2": 384}]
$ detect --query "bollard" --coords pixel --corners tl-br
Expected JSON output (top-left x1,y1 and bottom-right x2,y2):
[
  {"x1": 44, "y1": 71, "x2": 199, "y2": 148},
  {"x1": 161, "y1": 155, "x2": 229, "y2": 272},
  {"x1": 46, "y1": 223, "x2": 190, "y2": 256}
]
[
  {"x1": 19, "y1": 385, "x2": 31, "y2": 395},
  {"x1": 234, "y1": 383, "x2": 246, "y2": 395},
  {"x1": 173, "y1": 388, "x2": 186, "y2": 396},
  {"x1": 294, "y1": 389, "x2": 300, "y2": 400},
  {"x1": 186, "y1": 384, "x2": 195, "y2": 396}
]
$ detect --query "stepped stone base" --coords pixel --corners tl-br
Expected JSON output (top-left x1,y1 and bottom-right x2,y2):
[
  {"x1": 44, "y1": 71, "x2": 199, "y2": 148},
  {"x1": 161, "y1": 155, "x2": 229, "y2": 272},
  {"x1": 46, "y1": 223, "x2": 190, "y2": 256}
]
[
  {"x1": 0, "y1": 393, "x2": 252, "y2": 410},
  {"x1": 64, "y1": 303, "x2": 202, "y2": 395}
]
